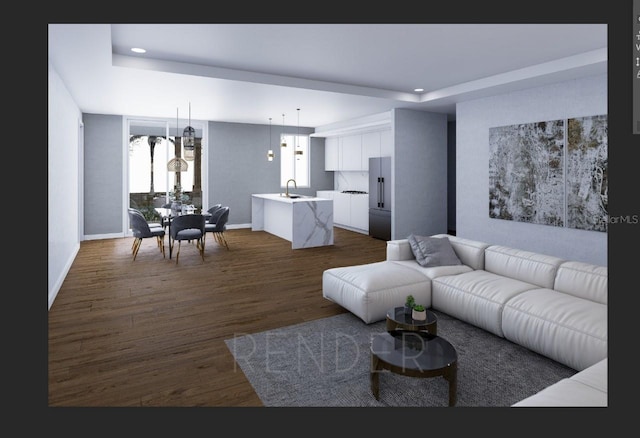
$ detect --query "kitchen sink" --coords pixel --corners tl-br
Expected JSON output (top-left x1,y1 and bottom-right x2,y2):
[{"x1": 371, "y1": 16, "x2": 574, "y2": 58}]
[{"x1": 280, "y1": 193, "x2": 306, "y2": 199}]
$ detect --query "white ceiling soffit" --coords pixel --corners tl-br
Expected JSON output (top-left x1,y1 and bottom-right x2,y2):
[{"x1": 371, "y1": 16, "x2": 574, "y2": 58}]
[{"x1": 49, "y1": 23, "x2": 607, "y2": 127}]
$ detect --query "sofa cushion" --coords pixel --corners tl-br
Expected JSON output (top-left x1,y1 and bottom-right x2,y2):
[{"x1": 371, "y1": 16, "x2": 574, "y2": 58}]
[
  {"x1": 431, "y1": 270, "x2": 538, "y2": 337},
  {"x1": 386, "y1": 239, "x2": 415, "y2": 261},
  {"x1": 390, "y1": 260, "x2": 473, "y2": 280},
  {"x1": 387, "y1": 235, "x2": 490, "y2": 270},
  {"x1": 511, "y1": 376, "x2": 607, "y2": 407},
  {"x1": 501, "y1": 288, "x2": 607, "y2": 371},
  {"x1": 407, "y1": 234, "x2": 462, "y2": 267},
  {"x1": 484, "y1": 245, "x2": 565, "y2": 289},
  {"x1": 513, "y1": 358, "x2": 607, "y2": 407},
  {"x1": 322, "y1": 261, "x2": 431, "y2": 324},
  {"x1": 432, "y1": 234, "x2": 490, "y2": 270},
  {"x1": 553, "y1": 261, "x2": 607, "y2": 304},
  {"x1": 572, "y1": 357, "x2": 607, "y2": 393}
]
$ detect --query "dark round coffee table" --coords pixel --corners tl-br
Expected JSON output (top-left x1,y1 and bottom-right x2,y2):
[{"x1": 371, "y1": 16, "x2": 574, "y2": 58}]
[
  {"x1": 370, "y1": 330, "x2": 458, "y2": 406},
  {"x1": 385, "y1": 306, "x2": 438, "y2": 334}
]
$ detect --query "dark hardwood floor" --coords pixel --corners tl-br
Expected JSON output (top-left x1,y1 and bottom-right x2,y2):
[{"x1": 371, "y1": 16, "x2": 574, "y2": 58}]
[{"x1": 48, "y1": 227, "x2": 387, "y2": 407}]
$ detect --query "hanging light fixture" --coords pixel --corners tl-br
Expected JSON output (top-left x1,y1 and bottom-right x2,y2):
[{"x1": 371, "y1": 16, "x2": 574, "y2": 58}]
[
  {"x1": 183, "y1": 102, "x2": 195, "y2": 161},
  {"x1": 168, "y1": 107, "x2": 188, "y2": 172},
  {"x1": 267, "y1": 118, "x2": 275, "y2": 161},
  {"x1": 167, "y1": 156, "x2": 188, "y2": 172},
  {"x1": 295, "y1": 108, "x2": 303, "y2": 160},
  {"x1": 281, "y1": 113, "x2": 287, "y2": 148}
]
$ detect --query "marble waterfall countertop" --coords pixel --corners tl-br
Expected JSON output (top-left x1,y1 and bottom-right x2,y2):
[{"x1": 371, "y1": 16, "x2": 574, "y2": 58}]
[
  {"x1": 251, "y1": 194, "x2": 333, "y2": 249},
  {"x1": 251, "y1": 193, "x2": 326, "y2": 202}
]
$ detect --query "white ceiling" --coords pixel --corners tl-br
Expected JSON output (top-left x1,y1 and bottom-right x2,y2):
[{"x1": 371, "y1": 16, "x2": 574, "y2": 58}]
[{"x1": 48, "y1": 23, "x2": 607, "y2": 129}]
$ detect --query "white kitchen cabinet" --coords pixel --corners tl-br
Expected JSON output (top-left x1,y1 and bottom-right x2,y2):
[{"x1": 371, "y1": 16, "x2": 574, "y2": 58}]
[
  {"x1": 323, "y1": 128, "x2": 391, "y2": 172},
  {"x1": 362, "y1": 129, "x2": 392, "y2": 169},
  {"x1": 324, "y1": 137, "x2": 339, "y2": 171},
  {"x1": 331, "y1": 192, "x2": 369, "y2": 233},
  {"x1": 350, "y1": 194, "x2": 369, "y2": 231},
  {"x1": 333, "y1": 192, "x2": 351, "y2": 225},
  {"x1": 361, "y1": 131, "x2": 381, "y2": 170},
  {"x1": 340, "y1": 134, "x2": 363, "y2": 170}
]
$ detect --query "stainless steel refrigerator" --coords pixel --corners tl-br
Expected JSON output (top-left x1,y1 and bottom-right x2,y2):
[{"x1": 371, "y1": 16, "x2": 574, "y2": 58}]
[{"x1": 369, "y1": 156, "x2": 391, "y2": 240}]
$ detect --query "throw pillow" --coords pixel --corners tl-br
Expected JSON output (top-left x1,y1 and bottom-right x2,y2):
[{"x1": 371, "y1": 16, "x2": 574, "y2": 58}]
[{"x1": 407, "y1": 234, "x2": 462, "y2": 268}]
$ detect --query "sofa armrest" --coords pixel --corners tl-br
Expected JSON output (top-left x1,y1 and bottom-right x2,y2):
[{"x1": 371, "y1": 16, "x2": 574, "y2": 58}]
[{"x1": 386, "y1": 239, "x2": 415, "y2": 261}]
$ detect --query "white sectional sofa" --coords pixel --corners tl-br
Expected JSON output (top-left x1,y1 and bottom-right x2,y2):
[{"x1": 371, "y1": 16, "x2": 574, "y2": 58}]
[
  {"x1": 513, "y1": 358, "x2": 607, "y2": 407},
  {"x1": 322, "y1": 234, "x2": 608, "y2": 406}
]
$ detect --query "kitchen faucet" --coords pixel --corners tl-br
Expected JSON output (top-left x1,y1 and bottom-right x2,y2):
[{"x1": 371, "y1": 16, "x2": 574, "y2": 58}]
[{"x1": 286, "y1": 179, "x2": 297, "y2": 197}]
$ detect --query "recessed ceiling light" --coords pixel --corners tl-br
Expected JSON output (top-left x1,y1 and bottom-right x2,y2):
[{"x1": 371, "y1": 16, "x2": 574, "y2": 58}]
[
  {"x1": 131, "y1": 47, "x2": 146, "y2": 54},
  {"x1": 414, "y1": 88, "x2": 424, "y2": 92}
]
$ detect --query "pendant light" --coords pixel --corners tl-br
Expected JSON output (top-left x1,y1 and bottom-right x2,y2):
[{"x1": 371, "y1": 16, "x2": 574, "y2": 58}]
[
  {"x1": 167, "y1": 156, "x2": 188, "y2": 172},
  {"x1": 183, "y1": 102, "x2": 195, "y2": 161},
  {"x1": 267, "y1": 117, "x2": 275, "y2": 161},
  {"x1": 295, "y1": 108, "x2": 303, "y2": 160},
  {"x1": 281, "y1": 113, "x2": 287, "y2": 148},
  {"x1": 168, "y1": 107, "x2": 188, "y2": 172}
]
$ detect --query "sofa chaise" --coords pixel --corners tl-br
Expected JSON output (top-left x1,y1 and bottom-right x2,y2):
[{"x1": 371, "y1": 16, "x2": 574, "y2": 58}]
[{"x1": 322, "y1": 233, "x2": 607, "y2": 406}]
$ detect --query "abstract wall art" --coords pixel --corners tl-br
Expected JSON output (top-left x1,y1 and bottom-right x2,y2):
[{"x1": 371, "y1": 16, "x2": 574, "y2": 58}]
[
  {"x1": 488, "y1": 115, "x2": 607, "y2": 232},
  {"x1": 566, "y1": 115, "x2": 608, "y2": 232}
]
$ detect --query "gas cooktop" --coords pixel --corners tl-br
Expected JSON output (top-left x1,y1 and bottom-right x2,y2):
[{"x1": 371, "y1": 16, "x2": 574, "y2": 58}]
[{"x1": 341, "y1": 190, "x2": 368, "y2": 194}]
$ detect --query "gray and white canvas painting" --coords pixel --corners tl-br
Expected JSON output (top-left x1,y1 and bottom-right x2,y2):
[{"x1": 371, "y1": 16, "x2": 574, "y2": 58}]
[
  {"x1": 489, "y1": 120, "x2": 565, "y2": 226},
  {"x1": 566, "y1": 115, "x2": 608, "y2": 232}
]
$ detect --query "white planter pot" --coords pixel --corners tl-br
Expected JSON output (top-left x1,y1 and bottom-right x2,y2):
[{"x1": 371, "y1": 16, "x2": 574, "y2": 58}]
[{"x1": 412, "y1": 309, "x2": 427, "y2": 321}]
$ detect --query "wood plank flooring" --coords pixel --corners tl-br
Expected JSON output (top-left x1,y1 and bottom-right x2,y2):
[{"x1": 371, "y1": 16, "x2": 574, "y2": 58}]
[{"x1": 48, "y1": 227, "x2": 387, "y2": 406}]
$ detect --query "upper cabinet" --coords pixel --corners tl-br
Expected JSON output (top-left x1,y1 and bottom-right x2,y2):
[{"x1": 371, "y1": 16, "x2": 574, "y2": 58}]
[
  {"x1": 361, "y1": 131, "x2": 381, "y2": 169},
  {"x1": 324, "y1": 128, "x2": 392, "y2": 172},
  {"x1": 340, "y1": 134, "x2": 362, "y2": 170},
  {"x1": 325, "y1": 137, "x2": 340, "y2": 171}
]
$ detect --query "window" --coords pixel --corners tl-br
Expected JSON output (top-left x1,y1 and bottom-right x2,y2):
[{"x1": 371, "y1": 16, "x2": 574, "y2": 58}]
[
  {"x1": 127, "y1": 117, "x2": 205, "y2": 226},
  {"x1": 280, "y1": 134, "x2": 309, "y2": 187}
]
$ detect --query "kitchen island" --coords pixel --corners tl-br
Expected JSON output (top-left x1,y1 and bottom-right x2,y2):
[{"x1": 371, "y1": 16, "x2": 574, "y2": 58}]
[{"x1": 251, "y1": 193, "x2": 333, "y2": 249}]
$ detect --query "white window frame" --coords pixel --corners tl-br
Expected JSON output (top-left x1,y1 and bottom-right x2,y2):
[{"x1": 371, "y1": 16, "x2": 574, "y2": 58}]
[
  {"x1": 123, "y1": 115, "x2": 208, "y2": 236},
  {"x1": 280, "y1": 133, "x2": 310, "y2": 187}
]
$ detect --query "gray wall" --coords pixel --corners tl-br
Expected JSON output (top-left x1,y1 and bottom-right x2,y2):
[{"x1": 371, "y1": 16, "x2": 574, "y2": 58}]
[
  {"x1": 83, "y1": 114, "x2": 124, "y2": 235},
  {"x1": 80, "y1": 117, "x2": 332, "y2": 236},
  {"x1": 208, "y1": 121, "x2": 332, "y2": 225},
  {"x1": 456, "y1": 74, "x2": 607, "y2": 266},
  {"x1": 447, "y1": 121, "x2": 456, "y2": 233},
  {"x1": 392, "y1": 108, "x2": 448, "y2": 240}
]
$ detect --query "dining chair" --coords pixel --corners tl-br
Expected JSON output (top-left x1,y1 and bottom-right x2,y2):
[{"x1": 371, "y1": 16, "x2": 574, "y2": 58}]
[
  {"x1": 206, "y1": 204, "x2": 223, "y2": 223},
  {"x1": 204, "y1": 206, "x2": 230, "y2": 250},
  {"x1": 169, "y1": 214, "x2": 206, "y2": 263},
  {"x1": 128, "y1": 209, "x2": 166, "y2": 260},
  {"x1": 129, "y1": 207, "x2": 164, "y2": 229}
]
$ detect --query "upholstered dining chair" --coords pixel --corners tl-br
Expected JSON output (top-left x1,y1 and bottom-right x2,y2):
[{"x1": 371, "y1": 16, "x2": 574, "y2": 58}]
[
  {"x1": 128, "y1": 209, "x2": 166, "y2": 260},
  {"x1": 206, "y1": 204, "x2": 223, "y2": 219},
  {"x1": 169, "y1": 214, "x2": 206, "y2": 263},
  {"x1": 129, "y1": 207, "x2": 164, "y2": 230},
  {"x1": 204, "y1": 206, "x2": 230, "y2": 250},
  {"x1": 203, "y1": 204, "x2": 222, "y2": 227}
]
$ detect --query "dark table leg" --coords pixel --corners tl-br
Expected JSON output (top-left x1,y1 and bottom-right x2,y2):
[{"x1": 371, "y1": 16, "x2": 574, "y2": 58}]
[
  {"x1": 370, "y1": 354, "x2": 381, "y2": 400},
  {"x1": 168, "y1": 220, "x2": 173, "y2": 259},
  {"x1": 444, "y1": 362, "x2": 457, "y2": 407}
]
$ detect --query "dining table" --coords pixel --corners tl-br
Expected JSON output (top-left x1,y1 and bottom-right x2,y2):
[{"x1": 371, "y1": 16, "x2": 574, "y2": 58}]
[{"x1": 155, "y1": 207, "x2": 210, "y2": 259}]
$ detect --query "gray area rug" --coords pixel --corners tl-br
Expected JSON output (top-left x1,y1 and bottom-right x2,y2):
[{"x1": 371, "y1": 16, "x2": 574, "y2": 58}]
[{"x1": 225, "y1": 311, "x2": 576, "y2": 407}]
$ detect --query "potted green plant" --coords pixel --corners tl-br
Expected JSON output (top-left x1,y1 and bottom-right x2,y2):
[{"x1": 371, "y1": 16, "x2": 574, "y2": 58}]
[
  {"x1": 412, "y1": 304, "x2": 427, "y2": 321},
  {"x1": 404, "y1": 295, "x2": 415, "y2": 315},
  {"x1": 169, "y1": 184, "x2": 191, "y2": 214}
]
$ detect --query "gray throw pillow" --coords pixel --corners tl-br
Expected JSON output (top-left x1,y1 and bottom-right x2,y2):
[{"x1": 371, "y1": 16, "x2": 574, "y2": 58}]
[{"x1": 407, "y1": 234, "x2": 462, "y2": 268}]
